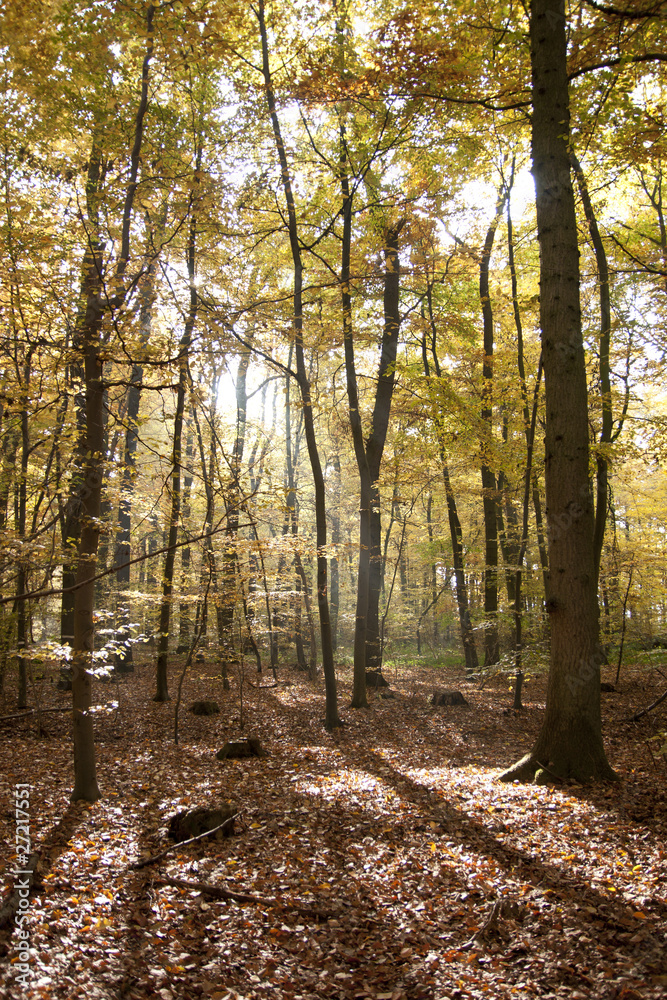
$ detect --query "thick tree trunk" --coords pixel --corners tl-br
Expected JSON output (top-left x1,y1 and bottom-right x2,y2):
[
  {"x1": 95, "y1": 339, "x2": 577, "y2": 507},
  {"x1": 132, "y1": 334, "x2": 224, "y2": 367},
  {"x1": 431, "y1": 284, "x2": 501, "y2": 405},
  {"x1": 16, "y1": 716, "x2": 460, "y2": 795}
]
[{"x1": 500, "y1": 0, "x2": 617, "y2": 783}]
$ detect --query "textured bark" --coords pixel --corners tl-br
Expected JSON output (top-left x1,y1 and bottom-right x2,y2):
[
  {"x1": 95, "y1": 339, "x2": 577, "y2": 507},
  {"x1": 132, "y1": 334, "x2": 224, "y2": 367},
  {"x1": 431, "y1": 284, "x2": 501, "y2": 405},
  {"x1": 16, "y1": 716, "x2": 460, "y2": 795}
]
[
  {"x1": 71, "y1": 264, "x2": 104, "y2": 802},
  {"x1": 61, "y1": 143, "x2": 103, "y2": 650},
  {"x1": 500, "y1": 0, "x2": 617, "y2": 783}
]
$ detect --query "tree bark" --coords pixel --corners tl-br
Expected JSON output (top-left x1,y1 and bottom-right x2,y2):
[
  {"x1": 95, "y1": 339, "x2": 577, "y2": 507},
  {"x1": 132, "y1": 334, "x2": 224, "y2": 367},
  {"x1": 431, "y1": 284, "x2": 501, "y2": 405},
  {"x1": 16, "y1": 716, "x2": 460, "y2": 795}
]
[
  {"x1": 113, "y1": 240, "x2": 158, "y2": 672},
  {"x1": 71, "y1": 257, "x2": 105, "y2": 802},
  {"x1": 423, "y1": 286, "x2": 478, "y2": 674},
  {"x1": 328, "y1": 452, "x2": 341, "y2": 651},
  {"x1": 257, "y1": 0, "x2": 339, "y2": 728},
  {"x1": 479, "y1": 188, "x2": 508, "y2": 666},
  {"x1": 500, "y1": 0, "x2": 617, "y2": 783},
  {"x1": 155, "y1": 144, "x2": 199, "y2": 702},
  {"x1": 570, "y1": 151, "x2": 618, "y2": 588},
  {"x1": 365, "y1": 221, "x2": 404, "y2": 672}
]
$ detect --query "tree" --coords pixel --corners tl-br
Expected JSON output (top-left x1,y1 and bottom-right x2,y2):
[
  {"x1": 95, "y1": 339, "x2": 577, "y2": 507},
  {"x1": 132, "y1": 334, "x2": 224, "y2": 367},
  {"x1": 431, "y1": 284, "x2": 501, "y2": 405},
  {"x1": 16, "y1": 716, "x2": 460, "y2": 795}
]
[
  {"x1": 154, "y1": 147, "x2": 201, "y2": 703},
  {"x1": 500, "y1": 0, "x2": 618, "y2": 784},
  {"x1": 255, "y1": 0, "x2": 340, "y2": 729}
]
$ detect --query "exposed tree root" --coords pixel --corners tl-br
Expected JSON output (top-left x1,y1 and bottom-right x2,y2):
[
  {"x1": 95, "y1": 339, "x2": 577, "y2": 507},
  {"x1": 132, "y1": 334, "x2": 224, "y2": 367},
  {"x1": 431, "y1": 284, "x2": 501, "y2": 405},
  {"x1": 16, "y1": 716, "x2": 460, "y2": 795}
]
[
  {"x1": 156, "y1": 876, "x2": 333, "y2": 920},
  {"x1": 499, "y1": 751, "x2": 620, "y2": 784}
]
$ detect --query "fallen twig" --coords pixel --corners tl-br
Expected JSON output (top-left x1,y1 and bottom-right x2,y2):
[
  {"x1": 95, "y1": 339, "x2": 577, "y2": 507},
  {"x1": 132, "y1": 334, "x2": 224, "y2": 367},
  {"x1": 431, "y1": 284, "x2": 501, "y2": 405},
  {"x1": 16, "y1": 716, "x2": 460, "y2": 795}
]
[
  {"x1": 628, "y1": 687, "x2": 667, "y2": 722},
  {"x1": 0, "y1": 707, "x2": 70, "y2": 723},
  {"x1": 129, "y1": 813, "x2": 241, "y2": 870},
  {"x1": 156, "y1": 876, "x2": 332, "y2": 920}
]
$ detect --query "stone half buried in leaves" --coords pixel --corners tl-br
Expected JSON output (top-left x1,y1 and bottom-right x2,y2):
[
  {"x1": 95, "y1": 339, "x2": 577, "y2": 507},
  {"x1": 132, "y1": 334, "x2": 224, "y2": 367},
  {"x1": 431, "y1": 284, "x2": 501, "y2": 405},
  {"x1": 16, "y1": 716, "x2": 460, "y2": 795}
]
[
  {"x1": 167, "y1": 802, "x2": 237, "y2": 842},
  {"x1": 190, "y1": 700, "x2": 220, "y2": 715},
  {"x1": 431, "y1": 690, "x2": 469, "y2": 707},
  {"x1": 216, "y1": 737, "x2": 266, "y2": 760}
]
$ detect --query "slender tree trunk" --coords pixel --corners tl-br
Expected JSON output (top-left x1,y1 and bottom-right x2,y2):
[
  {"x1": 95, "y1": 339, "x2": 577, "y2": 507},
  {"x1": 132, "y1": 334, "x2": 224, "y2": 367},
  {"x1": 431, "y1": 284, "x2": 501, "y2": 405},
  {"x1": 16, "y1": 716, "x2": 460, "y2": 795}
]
[
  {"x1": 425, "y1": 492, "x2": 439, "y2": 645},
  {"x1": 257, "y1": 0, "x2": 339, "y2": 728},
  {"x1": 571, "y1": 152, "x2": 628, "y2": 587},
  {"x1": 423, "y1": 288, "x2": 479, "y2": 674},
  {"x1": 328, "y1": 453, "x2": 341, "y2": 651},
  {"x1": 338, "y1": 128, "x2": 372, "y2": 707},
  {"x1": 508, "y1": 176, "x2": 549, "y2": 599},
  {"x1": 192, "y1": 375, "x2": 230, "y2": 688},
  {"x1": 501, "y1": 0, "x2": 617, "y2": 783},
  {"x1": 113, "y1": 249, "x2": 157, "y2": 671},
  {"x1": 283, "y1": 347, "x2": 307, "y2": 671},
  {"x1": 178, "y1": 427, "x2": 194, "y2": 647},
  {"x1": 365, "y1": 222, "x2": 404, "y2": 671},
  {"x1": 16, "y1": 395, "x2": 30, "y2": 709},
  {"x1": 61, "y1": 143, "x2": 103, "y2": 651},
  {"x1": 155, "y1": 148, "x2": 199, "y2": 702},
  {"x1": 479, "y1": 188, "x2": 507, "y2": 666}
]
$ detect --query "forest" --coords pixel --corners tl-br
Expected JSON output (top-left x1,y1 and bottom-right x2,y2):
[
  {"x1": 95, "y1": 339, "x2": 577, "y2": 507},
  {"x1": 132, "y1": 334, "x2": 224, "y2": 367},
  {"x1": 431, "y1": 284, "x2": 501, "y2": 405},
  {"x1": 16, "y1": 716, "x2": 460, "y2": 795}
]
[{"x1": 0, "y1": 1, "x2": 666, "y2": 998}]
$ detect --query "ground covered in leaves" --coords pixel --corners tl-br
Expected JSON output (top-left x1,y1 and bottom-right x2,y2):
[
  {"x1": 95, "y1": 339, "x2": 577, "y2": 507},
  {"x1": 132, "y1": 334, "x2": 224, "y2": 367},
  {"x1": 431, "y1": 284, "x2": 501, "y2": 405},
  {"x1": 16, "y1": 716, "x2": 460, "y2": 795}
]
[{"x1": 1, "y1": 655, "x2": 666, "y2": 1000}]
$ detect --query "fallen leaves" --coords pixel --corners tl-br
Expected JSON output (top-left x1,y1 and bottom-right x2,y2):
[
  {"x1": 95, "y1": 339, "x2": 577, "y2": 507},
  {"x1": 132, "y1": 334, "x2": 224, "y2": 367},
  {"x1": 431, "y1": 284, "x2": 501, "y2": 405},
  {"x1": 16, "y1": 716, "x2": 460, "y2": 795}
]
[{"x1": 0, "y1": 660, "x2": 666, "y2": 999}]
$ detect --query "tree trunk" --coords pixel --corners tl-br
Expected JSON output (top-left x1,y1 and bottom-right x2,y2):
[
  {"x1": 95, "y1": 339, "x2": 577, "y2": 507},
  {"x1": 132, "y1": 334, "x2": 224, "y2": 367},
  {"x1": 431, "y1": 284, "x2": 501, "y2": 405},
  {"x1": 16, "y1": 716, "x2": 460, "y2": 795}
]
[
  {"x1": 178, "y1": 427, "x2": 194, "y2": 647},
  {"x1": 257, "y1": 0, "x2": 339, "y2": 728},
  {"x1": 500, "y1": 0, "x2": 617, "y2": 784},
  {"x1": 328, "y1": 453, "x2": 341, "y2": 651},
  {"x1": 365, "y1": 222, "x2": 404, "y2": 673},
  {"x1": 423, "y1": 287, "x2": 479, "y2": 674},
  {"x1": 571, "y1": 151, "x2": 626, "y2": 588},
  {"x1": 113, "y1": 242, "x2": 158, "y2": 672},
  {"x1": 479, "y1": 189, "x2": 507, "y2": 667},
  {"x1": 61, "y1": 143, "x2": 103, "y2": 651},
  {"x1": 71, "y1": 261, "x2": 105, "y2": 803},
  {"x1": 155, "y1": 148, "x2": 199, "y2": 702}
]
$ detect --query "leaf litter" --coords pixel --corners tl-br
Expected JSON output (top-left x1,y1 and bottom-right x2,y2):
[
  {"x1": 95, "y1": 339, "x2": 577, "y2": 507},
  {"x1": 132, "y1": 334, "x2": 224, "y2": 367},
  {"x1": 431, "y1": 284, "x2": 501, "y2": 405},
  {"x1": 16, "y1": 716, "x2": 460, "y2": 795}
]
[{"x1": 0, "y1": 658, "x2": 666, "y2": 1000}]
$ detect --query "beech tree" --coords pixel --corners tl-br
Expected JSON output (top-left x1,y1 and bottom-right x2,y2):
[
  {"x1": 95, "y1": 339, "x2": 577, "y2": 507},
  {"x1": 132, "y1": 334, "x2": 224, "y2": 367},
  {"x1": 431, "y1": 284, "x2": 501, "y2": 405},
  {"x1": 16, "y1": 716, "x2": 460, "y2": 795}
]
[{"x1": 500, "y1": 0, "x2": 618, "y2": 784}]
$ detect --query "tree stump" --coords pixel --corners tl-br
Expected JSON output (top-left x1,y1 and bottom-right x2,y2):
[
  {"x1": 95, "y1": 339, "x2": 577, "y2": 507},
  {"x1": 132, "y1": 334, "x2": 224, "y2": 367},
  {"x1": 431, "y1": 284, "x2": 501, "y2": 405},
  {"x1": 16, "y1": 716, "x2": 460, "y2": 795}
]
[
  {"x1": 365, "y1": 669, "x2": 389, "y2": 688},
  {"x1": 190, "y1": 700, "x2": 220, "y2": 716},
  {"x1": 216, "y1": 737, "x2": 266, "y2": 760},
  {"x1": 167, "y1": 801, "x2": 236, "y2": 842},
  {"x1": 431, "y1": 690, "x2": 468, "y2": 707}
]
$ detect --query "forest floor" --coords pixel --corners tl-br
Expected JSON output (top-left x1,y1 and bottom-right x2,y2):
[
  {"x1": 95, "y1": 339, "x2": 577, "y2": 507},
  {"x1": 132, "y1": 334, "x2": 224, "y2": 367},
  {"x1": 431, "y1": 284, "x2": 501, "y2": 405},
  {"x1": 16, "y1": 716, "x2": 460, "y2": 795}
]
[{"x1": 0, "y1": 653, "x2": 666, "y2": 1000}]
